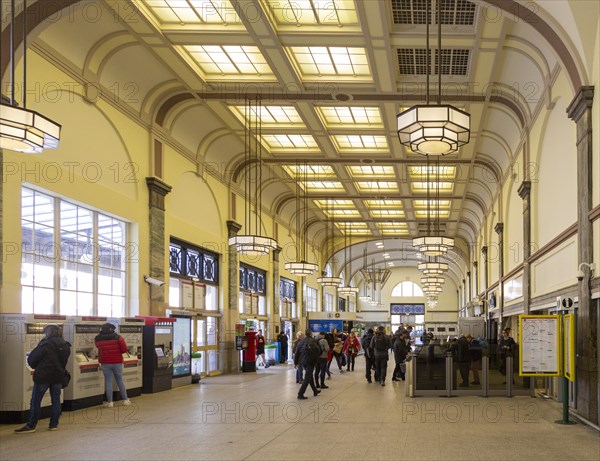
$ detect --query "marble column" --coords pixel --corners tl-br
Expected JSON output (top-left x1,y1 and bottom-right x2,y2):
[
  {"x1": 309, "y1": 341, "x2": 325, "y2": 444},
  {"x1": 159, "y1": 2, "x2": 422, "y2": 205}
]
[
  {"x1": 145, "y1": 177, "x2": 172, "y2": 316},
  {"x1": 495, "y1": 223, "x2": 505, "y2": 330},
  {"x1": 224, "y1": 220, "x2": 242, "y2": 374},
  {"x1": 567, "y1": 86, "x2": 597, "y2": 424},
  {"x1": 518, "y1": 181, "x2": 532, "y2": 315}
]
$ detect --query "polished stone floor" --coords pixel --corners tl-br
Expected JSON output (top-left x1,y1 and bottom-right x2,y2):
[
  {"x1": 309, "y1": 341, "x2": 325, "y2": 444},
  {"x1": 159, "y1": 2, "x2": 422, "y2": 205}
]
[{"x1": 1, "y1": 362, "x2": 598, "y2": 461}]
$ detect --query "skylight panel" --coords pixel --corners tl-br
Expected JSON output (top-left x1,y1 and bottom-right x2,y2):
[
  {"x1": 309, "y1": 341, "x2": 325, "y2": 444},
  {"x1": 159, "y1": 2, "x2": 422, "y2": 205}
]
[
  {"x1": 184, "y1": 45, "x2": 273, "y2": 77},
  {"x1": 142, "y1": 0, "x2": 241, "y2": 24}
]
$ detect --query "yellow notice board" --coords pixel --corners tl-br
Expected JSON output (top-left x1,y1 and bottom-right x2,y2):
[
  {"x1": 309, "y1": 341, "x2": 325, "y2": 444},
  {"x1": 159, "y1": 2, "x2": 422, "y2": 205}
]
[
  {"x1": 519, "y1": 315, "x2": 561, "y2": 376},
  {"x1": 563, "y1": 314, "x2": 575, "y2": 381}
]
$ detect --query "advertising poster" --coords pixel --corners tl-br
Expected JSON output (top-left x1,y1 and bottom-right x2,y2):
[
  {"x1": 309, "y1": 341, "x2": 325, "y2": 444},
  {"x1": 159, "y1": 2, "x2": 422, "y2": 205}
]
[
  {"x1": 244, "y1": 293, "x2": 252, "y2": 315},
  {"x1": 194, "y1": 283, "x2": 205, "y2": 310},
  {"x1": 308, "y1": 319, "x2": 344, "y2": 333},
  {"x1": 519, "y1": 315, "x2": 560, "y2": 376},
  {"x1": 172, "y1": 317, "x2": 191, "y2": 377},
  {"x1": 181, "y1": 281, "x2": 194, "y2": 309},
  {"x1": 251, "y1": 294, "x2": 259, "y2": 315}
]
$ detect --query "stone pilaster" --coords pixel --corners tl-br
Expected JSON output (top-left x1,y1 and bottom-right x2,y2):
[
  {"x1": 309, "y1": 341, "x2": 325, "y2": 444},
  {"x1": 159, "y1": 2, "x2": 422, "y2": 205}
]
[
  {"x1": 567, "y1": 86, "x2": 597, "y2": 424},
  {"x1": 145, "y1": 177, "x2": 172, "y2": 316},
  {"x1": 224, "y1": 220, "x2": 242, "y2": 374},
  {"x1": 272, "y1": 247, "x2": 281, "y2": 339},
  {"x1": 466, "y1": 271, "x2": 471, "y2": 303},
  {"x1": 473, "y1": 261, "x2": 479, "y2": 299},
  {"x1": 494, "y1": 223, "x2": 505, "y2": 329},
  {"x1": 0, "y1": 151, "x2": 3, "y2": 295},
  {"x1": 518, "y1": 181, "x2": 532, "y2": 315},
  {"x1": 481, "y1": 246, "x2": 488, "y2": 293}
]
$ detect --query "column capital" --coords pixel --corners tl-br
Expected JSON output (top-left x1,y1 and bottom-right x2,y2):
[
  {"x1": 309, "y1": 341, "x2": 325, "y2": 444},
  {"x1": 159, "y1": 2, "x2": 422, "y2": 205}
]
[
  {"x1": 146, "y1": 177, "x2": 172, "y2": 211},
  {"x1": 473, "y1": 261, "x2": 478, "y2": 268},
  {"x1": 567, "y1": 86, "x2": 594, "y2": 122},
  {"x1": 518, "y1": 181, "x2": 532, "y2": 199},
  {"x1": 467, "y1": 271, "x2": 471, "y2": 277},
  {"x1": 481, "y1": 245, "x2": 488, "y2": 256},
  {"x1": 494, "y1": 223, "x2": 504, "y2": 234},
  {"x1": 227, "y1": 220, "x2": 242, "y2": 238}
]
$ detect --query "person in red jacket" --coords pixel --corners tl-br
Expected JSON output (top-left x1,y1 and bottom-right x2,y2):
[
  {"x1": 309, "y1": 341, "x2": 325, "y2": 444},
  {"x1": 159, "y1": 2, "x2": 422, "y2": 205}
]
[{"x1": 95, "y1": 323, "x2": 130, "y2": 407}]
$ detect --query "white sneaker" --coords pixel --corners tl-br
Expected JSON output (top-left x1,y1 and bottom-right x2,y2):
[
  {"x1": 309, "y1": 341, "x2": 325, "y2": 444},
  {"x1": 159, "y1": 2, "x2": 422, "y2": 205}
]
[
  {"x1": 103, "y1": 402, "x2": 114, "y2": 408},
  {"x1": 122, "y1": 399, "x2": 132, "y2": 406}
]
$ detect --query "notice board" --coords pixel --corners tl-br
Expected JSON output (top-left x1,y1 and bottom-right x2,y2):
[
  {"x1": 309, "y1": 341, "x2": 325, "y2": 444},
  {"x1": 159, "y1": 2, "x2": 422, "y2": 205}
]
[{"x1": 519, "y1": 315, "x2": 560, "y2": 376}]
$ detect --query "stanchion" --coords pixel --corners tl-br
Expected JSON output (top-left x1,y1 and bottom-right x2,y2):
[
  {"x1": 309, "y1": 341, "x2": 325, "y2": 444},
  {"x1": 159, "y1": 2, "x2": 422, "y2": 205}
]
[{"x1": 555, "y1": 309, "x2": 576, "y2": 425}]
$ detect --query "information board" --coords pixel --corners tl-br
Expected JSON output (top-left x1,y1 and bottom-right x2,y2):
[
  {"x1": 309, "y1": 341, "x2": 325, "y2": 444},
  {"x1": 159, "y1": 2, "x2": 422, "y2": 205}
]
[
  {"x1": 194, "y1": 283, "x2": 205, "y2": 310},
  {"x1": 563, "y1": 314, "x2": 575, "y2": 382},
  {"x1": 308, "y1": 320, "x2": 343, "y2": 334},
  {"x1": 519, "y1": 315, "x2": 560, "y2": 376},
  {"x1": 181, "y1": 281, "x2": 194, "y2": 309}
]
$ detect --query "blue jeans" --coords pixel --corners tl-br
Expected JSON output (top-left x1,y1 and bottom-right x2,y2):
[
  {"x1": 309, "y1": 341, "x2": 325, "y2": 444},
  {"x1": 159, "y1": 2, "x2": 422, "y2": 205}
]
[
  {"x1": 28, "y1": 382, "x2": 62, "y2": 429},
  {"x1": 296, "y1": 364, "x2": 304, "y2": 383},
  {"x1": 101, "y1": 363, "x2": 128, "y2": 402}
]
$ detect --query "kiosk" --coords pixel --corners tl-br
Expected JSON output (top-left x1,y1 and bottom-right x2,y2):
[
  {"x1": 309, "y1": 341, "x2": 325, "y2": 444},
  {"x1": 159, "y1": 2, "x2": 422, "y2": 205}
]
[
  {"x1": 0, "y1": 313, "x2": 67, "y2": 423},
  {"x1": 169, "y1": 312, "x2": 192, "y2": 388},
  {"x1": 62, "y1": 317, "x2": 106, "y2": 410},
  {"x1": 242, "y1": 330, "x2": 257, "y2": 372},
  {"x1": 110, "y1": 317, "x2": 144, "y2": 399},
  {"x1": 139, "y1": 316, "x2": 174, "y2": 393}
]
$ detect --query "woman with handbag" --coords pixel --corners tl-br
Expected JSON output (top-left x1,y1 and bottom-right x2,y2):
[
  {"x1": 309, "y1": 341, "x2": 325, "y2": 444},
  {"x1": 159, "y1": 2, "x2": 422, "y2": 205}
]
[
  {"x1": 15, "y1": 324, "x2": 71, "y2": 433},
  {"x1": 343, "y1": 331, "x2": 361, "y2": 372}
]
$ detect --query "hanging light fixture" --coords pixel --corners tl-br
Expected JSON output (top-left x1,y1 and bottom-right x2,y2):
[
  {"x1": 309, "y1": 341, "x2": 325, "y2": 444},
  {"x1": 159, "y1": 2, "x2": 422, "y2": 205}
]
[
  {"x1": 317, "y1": 200, "x2": 342, "y2": 287},
  {"x1": 427, "y1": 297, "x2": 438, "y2": 309},
  {"x1": 358, "y1": 248, "x2": 372, "y2": 301},
  {"x1": 1, "y1": 0, "x2": 61, "y2": 153},
  {"x1": 421, "y1": 276, "x2": 444, "y2": 286},
  {"x1": 396, "y1": 0, "x2": 469, "y2": 156},
  {"x1": 338, "y1": 222, "x2": 358, "y2": 296},
  {"x1": 413, "y1": 156, "x2": 454, "y2": 256},
  {"x1": 229, "y1": 97, "x2": 278, "y2": 254},
  {"x1": 284, "y1": 163, "x2": 318, "y2": 275}
]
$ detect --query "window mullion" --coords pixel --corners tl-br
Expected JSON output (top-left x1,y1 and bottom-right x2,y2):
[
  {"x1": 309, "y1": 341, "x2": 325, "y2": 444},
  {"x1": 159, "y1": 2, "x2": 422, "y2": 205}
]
[
  {"x1": 53, "y1": 196, "x2": 60, "y2": 315},
  {"x1": 93, "y1": 211, "x2": 99, "y2": 316}
]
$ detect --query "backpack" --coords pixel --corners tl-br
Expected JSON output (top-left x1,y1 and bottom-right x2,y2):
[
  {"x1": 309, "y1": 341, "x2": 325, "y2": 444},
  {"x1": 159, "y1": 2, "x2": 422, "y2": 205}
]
[
  {"x1": 374, "y1": 334, "x2": 387, "y2": 353},
  {"x1": 473, "y1": 336, "x2": 489, "y2": 355},
  {"x1": 305, "y1": 339, "x2": 320, "y2": 365}
]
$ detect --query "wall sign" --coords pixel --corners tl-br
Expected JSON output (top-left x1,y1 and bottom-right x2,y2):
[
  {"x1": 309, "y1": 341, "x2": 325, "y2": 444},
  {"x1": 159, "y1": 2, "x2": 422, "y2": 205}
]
[{"x1": 519, "y1": 315, "x2": 560, "y2": 376}]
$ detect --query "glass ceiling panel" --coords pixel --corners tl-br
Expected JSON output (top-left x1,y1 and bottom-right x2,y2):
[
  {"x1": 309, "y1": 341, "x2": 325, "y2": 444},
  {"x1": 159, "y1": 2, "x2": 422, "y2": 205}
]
[
  {"x1": 289, "y1": 47, "x2": 371, "y2": 78},
  {"x1": 377, "y1": 222, "x2": 408, "y2": 228},
  {"x1": 264, "y1": 0, "x2": 358, "y2": 26},
  {"x1": 326, "y1": 209, "x2": 361, "y2": 217},
  {"x1": 364, "y1": 199, "x2": 403, "y2": 208},
  {"x1": 409, "y1": 165, "x2": 457, "y2": 180},
  {"x1": 314, "y1": 199, "x2": 355, "y2": 208},
  {"x1": 411, "y1": 182, "x2": 453, "y2": 192},
  {"x1": 230, "y1": 106, "x2": 303, "y2": 127},
  {"x1": 142, "y1": 0, "x2": 241, "y2": 25},
  {"x1": 317, "y1": 106, "x2": 382, "y2": 127},
  {"x1": 300, "y1": 181, "x2": 344, "y2": 192},
  {"x1": 370, "y1": 209, "x2": 405, "y2": 218},
  {"x1": 355, "y1": 181, "x2": 398, "y2": 192},
  {"x1": 333, "y1": 134, "x2": 388, "y2": 151},
  {"x1": 380, "y1": 229, "x2": 409, "y2": 235},
  {"x1": 415, "y1": 210, "x2": 450, "y2": 218},
  {"x1": 261, "y1": 134, "x2": 318, "y2": 150},
  {"x1": 347, "y1": 165, "x2": 394, "y2": 178},
  {"x1": 413, "y1": 199, "x2": 451, "y2": 208},
  {"x1": 183, "y1": 45, "x2": 273, "y2": 77},
  {"x1": 283, "y1": 165, "x2": 335, "y2": 179}
]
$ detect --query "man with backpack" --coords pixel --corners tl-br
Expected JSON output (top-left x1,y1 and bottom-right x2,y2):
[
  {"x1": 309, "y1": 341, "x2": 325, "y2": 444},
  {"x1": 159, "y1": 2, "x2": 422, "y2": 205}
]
[
  {"x1": 294, "y1": 329, "x2": 321, "y2": 399},
  {"x1": 370, "y1": 326, "x2": 391, "y2": 386},
  {"x1": 361, "y1": 328, "x2": 375, "y2": 383}
]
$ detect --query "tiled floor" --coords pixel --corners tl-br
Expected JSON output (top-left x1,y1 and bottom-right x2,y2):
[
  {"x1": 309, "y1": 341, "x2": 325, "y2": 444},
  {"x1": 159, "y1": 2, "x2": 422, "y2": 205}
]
[{"x1": 1, "y1": 362, "x2": 598, "y2": 461}]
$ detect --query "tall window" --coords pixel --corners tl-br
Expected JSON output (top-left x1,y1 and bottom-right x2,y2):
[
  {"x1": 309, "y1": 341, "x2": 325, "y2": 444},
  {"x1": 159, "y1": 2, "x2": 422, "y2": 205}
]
[
  {"x1": 324, "y1": 293, "x2": 334, "y2": 312},
  {"x1": 305, "y1": 286, "x2": 318, "y2": 312},
  {"x1": 239, "y1": 264, "x2": 266, "y2": 315},
  {"x1": 280, "y1": 277, "x2": 297, "y2": 318},
  {"x1": 21, "y1": 187, "x2": 128, "y2": 316},
  {"x1": 391, "y1": 281, "x2": 424, "y2": 297}
]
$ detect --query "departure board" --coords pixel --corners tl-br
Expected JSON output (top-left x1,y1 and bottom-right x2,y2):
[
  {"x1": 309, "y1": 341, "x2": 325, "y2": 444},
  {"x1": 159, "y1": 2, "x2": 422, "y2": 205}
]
[{"x1": 519, "y1": 315, "x2": 560, "y2": 376}]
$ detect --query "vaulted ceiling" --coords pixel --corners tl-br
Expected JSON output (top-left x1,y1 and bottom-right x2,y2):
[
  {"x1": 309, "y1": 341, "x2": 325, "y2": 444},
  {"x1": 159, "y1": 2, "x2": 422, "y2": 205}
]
[{"x1": 3, "y1": 0, "x2": 592, "y2": 277}]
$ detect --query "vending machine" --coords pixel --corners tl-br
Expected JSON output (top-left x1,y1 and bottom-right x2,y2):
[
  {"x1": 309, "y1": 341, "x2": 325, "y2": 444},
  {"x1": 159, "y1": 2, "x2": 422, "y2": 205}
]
[
  {"x1": 110, "y1": 317, "x2": 144, "y2": 399},
  {"x1": 138, "y1": 316, "x2": 174, "y2": 393},
  {"x1": 0, "y1": 313, "x2": 67, "y2": 423},
  {"x1": 62, "y1": 317, "x2": 106, "y2": 410}
]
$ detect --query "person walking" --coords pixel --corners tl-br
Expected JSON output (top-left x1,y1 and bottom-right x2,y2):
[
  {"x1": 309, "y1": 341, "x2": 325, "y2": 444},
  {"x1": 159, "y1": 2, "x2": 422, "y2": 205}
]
[
  {"x1": 370, "y1": 326, "x2": 391, "y2": 386},
  {"x1": 277, "y1": 330, "x2": 289, "y2": 363},
  {"x1": 295, "y1": 330, "x2": 320, "y2": 399},
  {"x1": 498, "y1": 328, "x2": 516, "y2": 381},
  {"x1": 314, "y1": 331, "x2": 330, "y2": 388},
  {"x1": 392, "y1": 330, "x2": 411, "y2": 381},
  {"x1": 361, "y1": 328, "x2": 375, "y2": 383},
  {"x1": 255, "y1": 329, "x2": 266, "y2": 367},
  {"x1": 343, "y1": 331, "x2": 361, "y2": 371},
  {"x1": 95, "y1": 322, "x2": 131, "y2": 407},
  {"x1": 292, "y1": 331, "x2": 305, "y2": 383},
  {"x1": 15, "y1": 324, "x2": 71, "y2": 433}
]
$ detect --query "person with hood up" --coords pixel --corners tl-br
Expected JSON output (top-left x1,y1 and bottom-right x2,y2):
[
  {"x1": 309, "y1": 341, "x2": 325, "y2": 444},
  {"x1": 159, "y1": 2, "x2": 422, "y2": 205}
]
[
  {"x1": 95, "y1": 322, "x2": 131, "y2": 407},
  {"x1": 15, "y1": 324, "x2": 71, "y2": 433}
]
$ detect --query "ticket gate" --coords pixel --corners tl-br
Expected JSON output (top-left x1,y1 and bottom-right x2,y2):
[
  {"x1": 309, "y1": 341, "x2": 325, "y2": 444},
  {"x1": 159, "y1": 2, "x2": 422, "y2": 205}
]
[
  {"x1": 62, "y1": 317, "x2": 105, "y2": 410},
  {"x1": 138, "y1": 316, "x2": 174, "y2": 393},
  {"x1": 110, "y1": 317, "x2": 144, "y2": 399},
  {"x1": 0, "y1": 314, "x2": 67, "y2": 424}
]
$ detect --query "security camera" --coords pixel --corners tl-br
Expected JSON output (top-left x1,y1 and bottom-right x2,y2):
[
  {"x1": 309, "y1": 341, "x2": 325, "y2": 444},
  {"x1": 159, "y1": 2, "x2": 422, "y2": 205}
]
[
  {"x1": 144, "y1": 276, "x2": 165, "y2": 286},
  {"x1": 577, "y1": 263, "x2": 595, "y2": 282},
  {"x1": 576, "y1": 270, "x2": 585, "y2": 282}
]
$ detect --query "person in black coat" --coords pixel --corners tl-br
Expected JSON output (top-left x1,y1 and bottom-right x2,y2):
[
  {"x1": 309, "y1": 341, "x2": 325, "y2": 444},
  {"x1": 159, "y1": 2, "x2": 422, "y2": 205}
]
[
  {"x1": 15, "y1": 324, "x2": 71, "y2": 433},
  {"x1": 294, "y1": 330, "x2": 320, "y2": 399},
  {"x1": 456, "y1": 335, "x2": 471, "y2": 387},
  {"x1": 361, "y1": 328, "x2": 375, "y2": 383},
  {"x1": 392, "y1": 331, "x2": 411, "y2": 381}
]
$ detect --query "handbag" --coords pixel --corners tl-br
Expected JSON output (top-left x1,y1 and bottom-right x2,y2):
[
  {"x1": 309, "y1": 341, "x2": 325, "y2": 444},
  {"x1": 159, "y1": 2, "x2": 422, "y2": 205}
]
[
  {"x1": 333, "y1": 342, "x2": 343, "y2": 354},
  {"x1": 61, "y1": 370, "x2": 71, "y2": 389}
]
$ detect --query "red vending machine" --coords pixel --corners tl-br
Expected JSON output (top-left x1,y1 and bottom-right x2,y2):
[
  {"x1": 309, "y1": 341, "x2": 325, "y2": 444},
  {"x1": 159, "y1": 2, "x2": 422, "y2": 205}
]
[{"x1": 242, "y1": 330, "x2": 257, "y2": 372}]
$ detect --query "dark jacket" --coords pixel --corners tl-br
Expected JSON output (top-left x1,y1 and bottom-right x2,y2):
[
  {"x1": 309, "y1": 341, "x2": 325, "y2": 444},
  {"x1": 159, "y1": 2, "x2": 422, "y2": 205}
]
[
  {"x1": 370, "y1": 332, "x2": 391, "y2": 358},
  {"x1": 27, "y1": 337, "x2": 71, "y2": 385},
  {"x1": 393, "y1": 337, "x2": 410, "y2": 361},
  {"x1": 361, "y1": 332, "x2": 374, "y2": 359},
  {"x1": 294, "y1": 336, "x2": 315, "y2": 367},
  {"x1": 456, "y1": 336, "x2": 471, "y2": 363},
  {"x1": 95, "y1": 332, "x2": 127, "y2": 364}
]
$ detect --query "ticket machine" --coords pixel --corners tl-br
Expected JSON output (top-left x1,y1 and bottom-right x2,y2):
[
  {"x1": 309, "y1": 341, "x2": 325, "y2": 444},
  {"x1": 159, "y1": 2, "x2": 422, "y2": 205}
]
[
  {"x1": 62, "y1": 317, "x2": 106, "y2": 410},
  {"x1": 0, "y1": 313, "x2": 67, "y2": 423},
  {"x1": 110, "y1": 317, "x2": 144, "y2": 399},
  {"x1": 138, "y1": 316, "x2": 174, "y2": 393}
]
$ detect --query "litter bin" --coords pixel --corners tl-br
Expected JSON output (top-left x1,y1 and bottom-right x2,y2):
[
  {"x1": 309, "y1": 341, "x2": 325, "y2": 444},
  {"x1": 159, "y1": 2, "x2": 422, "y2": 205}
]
[{"x1": 265, "y1": 344, "x2": 278, "y2": 366}]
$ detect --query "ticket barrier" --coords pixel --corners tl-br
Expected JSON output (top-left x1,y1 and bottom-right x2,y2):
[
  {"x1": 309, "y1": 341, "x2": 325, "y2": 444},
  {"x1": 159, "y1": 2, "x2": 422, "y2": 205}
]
[
  {"x1": 110, "y1": 317, "x2": 144, "y2": 399},
  {"x1": 138, "y1": 317, "x2": 174, "y2": 393},
  {"x1": 0, "y1": 314, "x2": 67, "y2": 424},
  {"x1": 62, "y1": 317, "x2": 106, "y2": 411}
]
